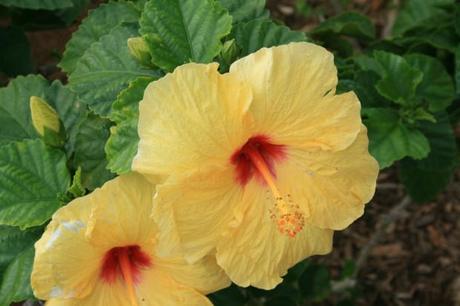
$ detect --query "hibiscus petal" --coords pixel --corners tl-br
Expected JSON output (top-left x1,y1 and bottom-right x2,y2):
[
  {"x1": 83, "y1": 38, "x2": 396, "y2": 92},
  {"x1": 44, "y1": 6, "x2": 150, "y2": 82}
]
[
  {"x1": 32, "y1": 198, "x2": 102, "y2": 300},
  {"x1": 136, "y1": 270, "x2": 213, "y2": 306},
  {"x1": 85, "y1": 173, "x2": 157, "y2": 249},
  {"x1": 153, "y1": 167, "x2": 245, "y2": 263},
  {"x1": 133, "y1": 63, "x2": 252, "y2": 181},
  {"x1": 215, "y1": 180, "x2": 333, "y2": 289},
  {"x1": 230, "y1": 42, "x2": 361, "y2": 151},
  {"x1": 288, "y1": 126, "x2": 379, "y2": 230},
  {"x1": 45, "y1": 280, "x2": 131, "y2": 306},
  {"x1": 154, "y1": 255, "x2": 230, "y2": 294}
]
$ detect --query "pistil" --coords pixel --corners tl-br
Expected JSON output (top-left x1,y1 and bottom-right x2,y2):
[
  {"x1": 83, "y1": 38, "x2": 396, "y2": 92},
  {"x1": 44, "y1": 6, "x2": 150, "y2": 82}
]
[
  {"x1": 242, "y1": 140, "x2": 305, "y2": 237},
  {"x1": 119, "y1": 249, "x2": 139, "y2": 306}
]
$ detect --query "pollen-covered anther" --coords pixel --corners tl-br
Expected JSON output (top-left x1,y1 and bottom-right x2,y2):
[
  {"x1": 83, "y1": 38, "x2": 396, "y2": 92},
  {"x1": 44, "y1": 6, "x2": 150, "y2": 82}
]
[{"x1": 269, "y1": 196, "x2": 305, "y2": 238}]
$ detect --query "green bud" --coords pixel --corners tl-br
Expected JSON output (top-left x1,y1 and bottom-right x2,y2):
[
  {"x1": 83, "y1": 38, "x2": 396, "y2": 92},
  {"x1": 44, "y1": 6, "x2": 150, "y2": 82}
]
[
  {"x1": 30, "y1": 96, "x2": 60, "y2": 136},
  {"x1": 127, "y1": 37, "x2": 152, "y2": 67}
]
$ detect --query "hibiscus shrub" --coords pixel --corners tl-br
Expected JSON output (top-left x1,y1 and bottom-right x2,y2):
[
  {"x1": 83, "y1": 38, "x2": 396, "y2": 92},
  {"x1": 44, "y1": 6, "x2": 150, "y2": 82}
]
[{"x1": 0, "y1": 0, "x2": 459, "y2": 305}]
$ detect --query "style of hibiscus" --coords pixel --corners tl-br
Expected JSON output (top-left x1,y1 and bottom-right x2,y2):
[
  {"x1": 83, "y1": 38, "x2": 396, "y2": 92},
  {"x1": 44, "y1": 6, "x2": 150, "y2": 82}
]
[
  {"x1": 31, "y1": 173, "x2": 229, "y2": 306},
  {"x1": 132, "y1": 42, "x2": 379, "y2": 289}
]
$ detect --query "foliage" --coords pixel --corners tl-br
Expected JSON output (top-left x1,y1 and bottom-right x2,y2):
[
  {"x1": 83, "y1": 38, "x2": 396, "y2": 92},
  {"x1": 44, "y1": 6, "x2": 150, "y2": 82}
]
[{"x1": 0, "y1": 0, "x2": 459, "y2": 305}]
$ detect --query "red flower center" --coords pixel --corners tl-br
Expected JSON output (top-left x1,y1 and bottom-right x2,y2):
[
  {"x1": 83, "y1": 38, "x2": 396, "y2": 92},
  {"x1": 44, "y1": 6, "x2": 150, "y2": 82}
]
[
  {"x1": 100, "y1": 245, "x2": 152, "y2": 284},
  {"x1": 230, "y1": 135, "x2": 286, "y2": 187},
  {"x1": 230, "y1": 135, "x2": 305, "y2": 238}
]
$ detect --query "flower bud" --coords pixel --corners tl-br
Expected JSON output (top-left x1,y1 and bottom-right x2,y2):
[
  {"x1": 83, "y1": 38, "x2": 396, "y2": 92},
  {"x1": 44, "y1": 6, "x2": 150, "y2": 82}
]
[
  {"x1": 30, "y1": 96, "x2": 60, "y2": 136},
  {"x1": 127, "y1": 37, "x2": 152, "y2": 67}
]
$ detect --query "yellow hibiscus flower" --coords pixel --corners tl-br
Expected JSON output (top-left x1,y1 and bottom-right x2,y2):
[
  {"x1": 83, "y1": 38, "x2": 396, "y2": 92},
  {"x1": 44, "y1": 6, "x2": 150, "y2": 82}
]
[
  {"x1": 132, "y1": 42, "x2": 379, "y2": 289},
  {"x1": 31, "y1": 173, "x2": 229, "y2": 306}
]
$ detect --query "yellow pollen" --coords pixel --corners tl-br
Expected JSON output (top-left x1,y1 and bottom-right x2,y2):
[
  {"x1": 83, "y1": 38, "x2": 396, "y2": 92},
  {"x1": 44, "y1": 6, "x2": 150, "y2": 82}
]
[
  {"x1": 246, "y1": 149, "x2": 305, "y2": 237},
  {"x1": 119, "y1": 250, "x2": 139, "y2": 306}
]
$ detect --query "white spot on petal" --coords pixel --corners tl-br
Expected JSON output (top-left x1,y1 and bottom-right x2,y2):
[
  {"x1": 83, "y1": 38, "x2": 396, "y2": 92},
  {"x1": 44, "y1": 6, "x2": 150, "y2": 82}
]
[
  {"x1": 45, "y1": 228, "x2": 62, "y2": 250},
  {"x1": 61, "y1": 220, "x2": 85, "y2": 232}
]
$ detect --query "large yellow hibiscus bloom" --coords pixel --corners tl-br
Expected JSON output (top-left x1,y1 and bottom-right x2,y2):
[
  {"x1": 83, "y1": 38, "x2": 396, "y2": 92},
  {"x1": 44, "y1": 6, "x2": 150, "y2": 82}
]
[
  {"x1": 31, "y1": 173, "x2": 229, "y2": 306},
  {"x1": 133, "y1": 42, "x2": 379, "y2": 289}
]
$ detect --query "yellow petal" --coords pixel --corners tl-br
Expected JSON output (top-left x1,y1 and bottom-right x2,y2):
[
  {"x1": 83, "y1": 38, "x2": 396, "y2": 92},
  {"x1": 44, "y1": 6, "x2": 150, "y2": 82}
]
[
  {"x1": 86, "y1": 172, "x2": 157, "y2": 249},
  {"x1": 32, "y1": 197, "x2": 102, "y2": 300},
  {"x1": 132, "y1": 63, "x2": 252, "y2": 181},
  {"x1": 45, "y1": 280, "x2": 131, "y2": 306},
  {"x1": 230, "y1": 42, "x2": 361, "y2": 151},
  {"x1": 155, "y1": 254, "x2": 230, "y2": 294},
  {"x1": 153, "y1": 167, "x2": 244, "y2": 263},
  {"x1": 288, "y1": 126, "x2": 379, "y2": 230},
  {"x1": 215, "y1": 180, "x2": 333, "y2": 289},
  {"x1": 135, "y1": 270, "x2": 213, "y2": 306}
]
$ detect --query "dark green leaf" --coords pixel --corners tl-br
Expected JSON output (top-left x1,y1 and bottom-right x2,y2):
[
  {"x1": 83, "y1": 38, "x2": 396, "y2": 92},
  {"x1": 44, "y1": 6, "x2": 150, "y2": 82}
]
[
  {"x1": 364, "y1": 108, "x2": 430, "y2": 168},
  {"x1": 209, "y1": 284, "x2": 248, "y2": 306},
  {"x1": 405, "y1": 54, "x2": 455, "y2": 112},
  {"x1": 73, "y1": 113, "x2": 114, "y2": 190},
  {"x1": 0, "y1": 26, "x2": 33, "y2": 77},
  {"x1": 0, "y1": 226, "x2": 40, "y2": 272},
  {"x1": 0, "y1": 139, "x2": 70, "y2": 229},
  {"x1": 400, "y1": 113, "x2": 457, "y2": 202},
  {"x1": 59, "y1": 1, "x2": 140, "y2": 73},
  {"x1": 105, "y1": 77, "x2": 153, "y2": 174},
  {"x1": 299, "y1": 263, "x2": 331, "y2": 301},
  {"x1": 312, "y1": 12, "x2": 375, "y2": 40},
  {"x1": 69, "y1": 25, "x2": 157, "y2": 116},
  {"x1": 392, "y1": 0, "x2": 454, "y2": 36},
  {"x1": 0, "y1": 0, "x2": 73, "y2": 9},
  {"x1": 140, "y1": 0, "x2": 232, "y2": 72},
  {"x1": 55, "y1": 0, "x2": 91, "y2": 25},
  {"x1": 219, "y1": 0, "x2": 269, "y2": 24},
  {"x1": 0, "y1": 247, "x2": 35, "y2": 306},
  {"x1": 266, "y1": 296, "x2": 298, "y2": 306},
  {"x1": 456, "y1": 46, "x2": 460, "y2": 95},
  {"x1": 373, "y1": 51, "x2": 423, "y2": 106},
  {"x1": 235, "y1": 19, "x2": 306, "y2": 55}
]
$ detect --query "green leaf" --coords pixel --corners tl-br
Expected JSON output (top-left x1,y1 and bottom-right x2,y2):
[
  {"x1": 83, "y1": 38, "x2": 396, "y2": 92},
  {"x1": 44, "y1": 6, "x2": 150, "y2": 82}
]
[
  {"x1": 67, "y1": 167, "x2": 86, "y2": 198},
  {"x1": 404, "y1": 54, "x2": 455, "y2": 112},
  {"x1": 299, "y1": 263, "x2": 331, "y2": 301},
  {"x1": 312, "y1": 12, "x2": 375, "y2": 40},
  {"x1": 400, "y1": 114, "x2": 457, "y2": 202},
  {"x1": 105, "y1": 77, "x2": 153, "y2": 174},
  {"x1": 0, "y1": 226, "x2": 40, "y2": 272},
  {"x1": 0, "y1": 26, "x2": 33, "y2": 77},
  {"x1": 69, "y1": 25, "x2": 157, "y2": 116},
  {"x1": 59, "y1": 1, "x2": 140, "y2": 73},
  {"x1": 234, "y1": 19, "x2": 306, "y2": 55},
  {"x1": 373, "y1": 51, "x2": 423, "y2": 106},
  {"x1": 55, "y1": 0, "x2": 91, "y2": 25},
  {"x1": 365, "y1": 108, "x2": 430, "y2": 168},
  {"x1": 0, "y1": 0, "x2": 73, "y2": 9},
  {"x1": 0, "y1": 139, "x2": 70, "y2": 229},
  {"x1": 0, "y1": 246, "x2": 35, "y2": 306},
  {"x1": 218, "y1": 0, "x2": 269, "y2": 24},
  {"x1": 209, "y1": 285, "x2": 248, "y2": 306},
  {"x1": 73, "y1": 113, "x2": 114, "y2": 190},
  {"x1": 456, "y1": 46, "x2": 460, "y2": 95},
  {"x1": 0, "y1": 75, "x2": 84, "y2": 150},
  {"x1": 392, "y1": 0, "x2": 454, "y2": 36},
  {"x1": 139, "y1": 0, "x2": 232, "y2": 72},
  {"x1": 456, "y1": 4, "x2": 460, "y2": 36}
]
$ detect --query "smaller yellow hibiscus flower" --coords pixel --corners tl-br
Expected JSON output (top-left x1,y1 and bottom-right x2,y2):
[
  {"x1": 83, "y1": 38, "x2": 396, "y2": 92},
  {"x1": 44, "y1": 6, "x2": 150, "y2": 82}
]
[
  {"x1": 133, "y1": 42, "x2": 379, "y2": 289},
  {"x1": 31, "y1": 173, "x2": 229, "y2": 306}
]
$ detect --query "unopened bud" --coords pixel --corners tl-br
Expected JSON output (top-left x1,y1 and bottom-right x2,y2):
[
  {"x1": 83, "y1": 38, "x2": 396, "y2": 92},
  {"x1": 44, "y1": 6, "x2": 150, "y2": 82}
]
[
  {"x1": 127, "y1": 37, "x2": 152, "y2": 66},
  {"x1": 30, "y1": 96, "x2": 60, "y2": 137}
]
